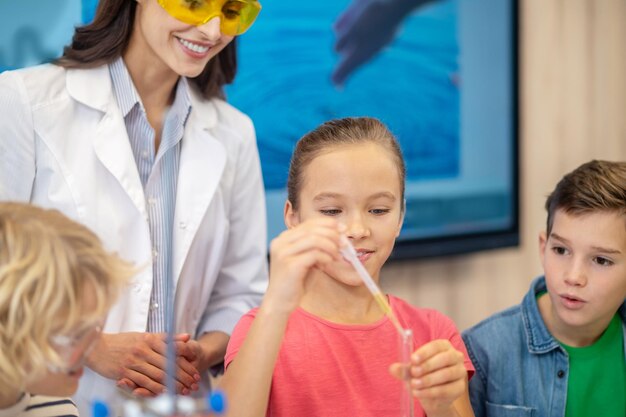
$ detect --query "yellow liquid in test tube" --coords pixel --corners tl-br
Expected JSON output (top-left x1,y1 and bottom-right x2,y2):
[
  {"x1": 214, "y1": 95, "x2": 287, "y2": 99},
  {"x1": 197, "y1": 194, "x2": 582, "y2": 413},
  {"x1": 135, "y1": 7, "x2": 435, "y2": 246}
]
[
  {"x1": 340, "y1": 236, "x2": 405, "y2": 336},
  {"x1": 373, "y1": 292, "x2": 404, "y2": 335}
]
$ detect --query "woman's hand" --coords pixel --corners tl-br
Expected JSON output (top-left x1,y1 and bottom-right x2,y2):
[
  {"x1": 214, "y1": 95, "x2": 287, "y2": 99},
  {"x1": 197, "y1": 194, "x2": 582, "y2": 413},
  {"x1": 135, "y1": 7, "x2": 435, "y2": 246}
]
[
  {"x1": 87, "y1": 332, "x2": 200, "y2": 397},
  {"x1": 116, "y1": 332, "x2": 230, "y2": 397}
]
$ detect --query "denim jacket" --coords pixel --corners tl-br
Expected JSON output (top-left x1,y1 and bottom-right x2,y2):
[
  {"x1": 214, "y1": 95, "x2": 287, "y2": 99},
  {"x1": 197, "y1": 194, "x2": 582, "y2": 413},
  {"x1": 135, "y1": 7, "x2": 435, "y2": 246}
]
[{"x1": 462, "y1": 276, "x2": 626, "y2": 417}]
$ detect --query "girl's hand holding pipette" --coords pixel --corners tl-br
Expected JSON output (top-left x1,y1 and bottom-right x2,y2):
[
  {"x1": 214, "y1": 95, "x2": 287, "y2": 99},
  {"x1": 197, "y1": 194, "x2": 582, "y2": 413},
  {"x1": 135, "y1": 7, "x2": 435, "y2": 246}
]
[
  {"x1": 265, "y1": 218, "x2": 343, "y2": 314},
  {"x1": 219, "y1": 218, "x2": 343, "y2": 417},
  {"x1": 390, "y1": 339, "x2": 474, "y2": 417}
]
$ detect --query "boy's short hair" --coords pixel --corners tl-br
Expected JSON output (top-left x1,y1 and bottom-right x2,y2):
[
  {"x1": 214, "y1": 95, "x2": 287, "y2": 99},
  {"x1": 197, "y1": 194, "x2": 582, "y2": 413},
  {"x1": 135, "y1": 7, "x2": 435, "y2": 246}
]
[
  {"x1": 545, "y1": 160, "x2": 626, "y2": 234},
  {"x1": 0, "y1": 202, "x2": 133, "y2": 390}
]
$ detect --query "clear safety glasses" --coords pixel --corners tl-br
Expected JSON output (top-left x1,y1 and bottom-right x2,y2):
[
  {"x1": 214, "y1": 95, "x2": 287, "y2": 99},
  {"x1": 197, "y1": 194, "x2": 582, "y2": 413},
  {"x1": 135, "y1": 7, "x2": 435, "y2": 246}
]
[
  {"x1": 48, "y1": 321, "x2": 103, "y2": 373},
  {"x1": 157, "y1": 0, "x2": 262, "y2": 36}
]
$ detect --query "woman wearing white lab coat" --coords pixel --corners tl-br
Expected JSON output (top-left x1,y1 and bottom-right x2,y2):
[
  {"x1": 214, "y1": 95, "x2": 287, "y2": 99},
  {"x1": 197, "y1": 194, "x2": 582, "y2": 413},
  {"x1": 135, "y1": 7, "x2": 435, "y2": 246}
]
[{"x1": 0, "y1": 0, "x2": 267, "y2": 412}]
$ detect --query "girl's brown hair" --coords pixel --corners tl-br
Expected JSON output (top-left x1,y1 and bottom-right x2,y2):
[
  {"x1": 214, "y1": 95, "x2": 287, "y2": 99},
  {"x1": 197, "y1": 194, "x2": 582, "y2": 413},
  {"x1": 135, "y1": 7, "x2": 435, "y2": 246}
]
[
  {"x1": 545, "y1": 160, "x2": 626, "y2": 234},
  {"x1": 287, "y1": 117, "x2": 406, "y2": 211},
  {"x1": 54, "y1": 0, "x2": 236, "y2": 99}
]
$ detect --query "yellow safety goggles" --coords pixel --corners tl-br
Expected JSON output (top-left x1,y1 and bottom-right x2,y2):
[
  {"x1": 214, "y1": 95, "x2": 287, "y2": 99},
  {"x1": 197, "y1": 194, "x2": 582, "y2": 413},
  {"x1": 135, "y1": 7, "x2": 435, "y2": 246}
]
[{"x1": 157, "y1": 0, "x2": 262, "y2": 36}]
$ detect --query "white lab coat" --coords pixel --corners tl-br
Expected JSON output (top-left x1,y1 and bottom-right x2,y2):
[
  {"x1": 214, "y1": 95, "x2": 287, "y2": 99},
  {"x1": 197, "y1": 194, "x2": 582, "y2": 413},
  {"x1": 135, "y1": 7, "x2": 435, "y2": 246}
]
[{"x1": 0, "y1": 64, "x2": 268, "y2": 410}]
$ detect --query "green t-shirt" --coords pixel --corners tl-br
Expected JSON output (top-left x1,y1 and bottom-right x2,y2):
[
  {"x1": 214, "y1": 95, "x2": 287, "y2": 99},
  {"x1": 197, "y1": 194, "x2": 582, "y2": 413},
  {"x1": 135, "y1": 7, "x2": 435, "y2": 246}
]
[{"x1": 560, "y1": 314, "x2": 626, "y2": 417}]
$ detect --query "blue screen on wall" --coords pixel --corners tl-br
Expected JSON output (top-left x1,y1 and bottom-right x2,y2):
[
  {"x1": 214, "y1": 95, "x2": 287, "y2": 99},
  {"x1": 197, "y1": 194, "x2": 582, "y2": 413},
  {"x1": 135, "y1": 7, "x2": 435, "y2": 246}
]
[
  {"x1": 228, "y1": 0, "x2": 519, "y2": 259},
  {"x1": 0, "y1": 0, "x2": 518, "y2": 259},
  {"x1": 0, "y1": 0, "x2": 98, "y2": 72}
]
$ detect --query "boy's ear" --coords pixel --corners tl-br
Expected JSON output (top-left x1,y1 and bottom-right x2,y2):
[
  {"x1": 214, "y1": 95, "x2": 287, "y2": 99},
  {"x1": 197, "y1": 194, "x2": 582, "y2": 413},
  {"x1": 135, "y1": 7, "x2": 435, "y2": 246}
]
[
  {"x1": 538, "y1": 231, "x2": 548, "y2": 268},
  {"x1": 284, "y1": 200, "x2": 300, "y2": 229}
]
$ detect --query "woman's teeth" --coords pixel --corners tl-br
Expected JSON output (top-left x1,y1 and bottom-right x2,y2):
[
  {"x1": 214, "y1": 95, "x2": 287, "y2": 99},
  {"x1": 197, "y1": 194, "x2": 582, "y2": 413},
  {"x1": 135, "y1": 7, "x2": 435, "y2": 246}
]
[{"x1": 178, "y1": 38, "x2": 209, "y2": 53}]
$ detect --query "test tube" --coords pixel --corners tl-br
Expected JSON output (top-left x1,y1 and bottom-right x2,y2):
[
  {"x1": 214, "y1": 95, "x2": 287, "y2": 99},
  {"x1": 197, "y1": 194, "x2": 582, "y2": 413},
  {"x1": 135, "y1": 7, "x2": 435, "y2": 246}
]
[
  {"x1": 401, "y1": 329, "x2": 414, "y2": 417},
  {"x1": 339, "y1": 236, "x2": 414, "y2": 416}
]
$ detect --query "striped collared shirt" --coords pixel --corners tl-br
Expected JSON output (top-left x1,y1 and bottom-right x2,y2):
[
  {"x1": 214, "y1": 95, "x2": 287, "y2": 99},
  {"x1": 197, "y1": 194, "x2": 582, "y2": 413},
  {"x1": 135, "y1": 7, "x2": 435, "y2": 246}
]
[
  {"x1": 109, "y1": 57, "x2": 191, "y2": 332},
  {"x1": 0, "y1": 394, "x2": 78, "y2": 417}
]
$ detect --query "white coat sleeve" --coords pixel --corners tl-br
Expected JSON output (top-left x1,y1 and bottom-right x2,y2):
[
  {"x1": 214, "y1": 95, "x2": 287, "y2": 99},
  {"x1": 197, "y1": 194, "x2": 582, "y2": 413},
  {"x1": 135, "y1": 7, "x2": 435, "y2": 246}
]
[
  {"x1": 0, "y1": 71, "x2": 36, "y2": 201},
  {"x1": 197, "y1": 114, "x2": 269, "y2": 336}
]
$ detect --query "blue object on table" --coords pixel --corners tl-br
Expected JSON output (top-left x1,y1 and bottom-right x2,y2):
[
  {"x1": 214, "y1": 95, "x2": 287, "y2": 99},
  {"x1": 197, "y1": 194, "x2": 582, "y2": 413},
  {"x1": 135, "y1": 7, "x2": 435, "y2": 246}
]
[
  {"x1": 91, "y1": 400, "x2": 109, "y2": 417},
  {"x1": 207, "y1": 390, "x2": 227, "y2": 414}
]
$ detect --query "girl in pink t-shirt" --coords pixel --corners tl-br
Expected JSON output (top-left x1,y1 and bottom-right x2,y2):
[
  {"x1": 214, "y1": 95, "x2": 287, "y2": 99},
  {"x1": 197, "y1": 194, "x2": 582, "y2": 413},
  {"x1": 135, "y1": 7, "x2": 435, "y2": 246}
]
[{"x1": 220, "y1": 117, "x2": 475, "y2": 417}]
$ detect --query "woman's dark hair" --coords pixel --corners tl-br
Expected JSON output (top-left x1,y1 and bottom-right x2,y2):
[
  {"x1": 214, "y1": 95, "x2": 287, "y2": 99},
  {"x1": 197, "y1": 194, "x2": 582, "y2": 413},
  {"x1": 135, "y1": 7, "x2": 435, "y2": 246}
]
[{"x1": 54, "y1": 0, "x2": 236, "y2": 99}]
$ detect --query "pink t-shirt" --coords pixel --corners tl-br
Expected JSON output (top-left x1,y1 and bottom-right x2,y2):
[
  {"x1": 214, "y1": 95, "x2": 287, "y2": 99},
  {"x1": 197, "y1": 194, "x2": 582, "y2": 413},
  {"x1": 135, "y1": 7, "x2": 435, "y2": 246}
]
[{"x1": 225, "y1": 295, "x2": 474, "y2": 417}]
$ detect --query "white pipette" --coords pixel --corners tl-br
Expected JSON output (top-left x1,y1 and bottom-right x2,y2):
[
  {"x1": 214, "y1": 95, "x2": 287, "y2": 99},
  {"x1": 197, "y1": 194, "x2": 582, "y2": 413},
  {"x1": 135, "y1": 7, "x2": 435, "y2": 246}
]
[{"x1": 339, "y1": 235, "x2": 404, "y2": 335}]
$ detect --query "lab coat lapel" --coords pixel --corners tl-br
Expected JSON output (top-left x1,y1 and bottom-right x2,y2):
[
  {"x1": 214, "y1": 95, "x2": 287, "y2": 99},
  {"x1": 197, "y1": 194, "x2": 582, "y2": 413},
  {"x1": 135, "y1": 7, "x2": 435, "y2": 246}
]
[
  {"x1": 173, "y1": 97, "x2": 225, "y2": 287},
  {"x1": 66, "y1": 66, "x2": 147, "y2": 217}
]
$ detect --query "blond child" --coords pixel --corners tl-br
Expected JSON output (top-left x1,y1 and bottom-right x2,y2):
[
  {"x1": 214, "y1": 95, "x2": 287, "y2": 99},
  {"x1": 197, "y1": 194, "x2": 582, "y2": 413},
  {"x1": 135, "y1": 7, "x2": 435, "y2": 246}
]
[
  {"x1": 219, "y1": 117, "x2": 475, "y2": 417},
  {"x1": 462, "y1": 160, "x2": 626, "y2": 417},
  {"x1": 0, "y1": 202, "x2": 131, "y2": 416}
]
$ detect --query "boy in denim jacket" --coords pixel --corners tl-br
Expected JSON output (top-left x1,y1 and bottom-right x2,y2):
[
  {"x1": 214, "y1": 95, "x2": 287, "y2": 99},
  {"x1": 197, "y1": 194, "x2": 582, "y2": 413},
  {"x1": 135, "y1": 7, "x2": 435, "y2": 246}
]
[{"x1": 462, "y1": 160, "x2": 626, "y2": 417}]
